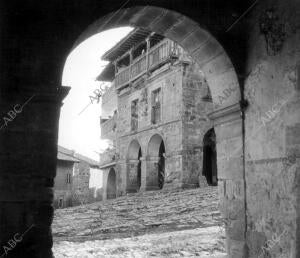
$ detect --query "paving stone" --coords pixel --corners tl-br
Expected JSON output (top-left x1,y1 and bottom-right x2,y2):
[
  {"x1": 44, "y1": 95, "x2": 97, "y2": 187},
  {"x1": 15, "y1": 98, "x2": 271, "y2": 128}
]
[{"x1": 52, "y1": 187, "x2": 226, "y2": 257}]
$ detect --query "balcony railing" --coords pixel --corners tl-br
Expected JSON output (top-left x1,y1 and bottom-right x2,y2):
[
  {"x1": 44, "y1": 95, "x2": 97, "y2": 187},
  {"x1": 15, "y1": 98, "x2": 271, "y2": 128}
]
[
  {"x1": 148, "y1": 40, "x2": 170, "y2": 69},
  {"x1": 131, "y1": 55, "x2": 147, "y2": 80},
  {"x1": 115, "y1": 39, "x2": 179, "y2": 89},
  {"x1": 115, "y1": 66, "x2": 130, "y2": 89}
]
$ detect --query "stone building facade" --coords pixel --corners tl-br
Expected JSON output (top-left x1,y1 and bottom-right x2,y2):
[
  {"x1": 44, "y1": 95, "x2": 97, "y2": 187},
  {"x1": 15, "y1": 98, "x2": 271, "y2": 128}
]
[
  {"x1": 98, "y1": 29, "x2": 216, "y2": 199},
  {"x1": 72, "y1": 153, "x2": 102, "y2": 204},
  {"x1": 54, "y1": 146, "x2": 102, "y2": 207},
  {"x1": 54, "y1": 146, "x2": 79, "y2": 209}
]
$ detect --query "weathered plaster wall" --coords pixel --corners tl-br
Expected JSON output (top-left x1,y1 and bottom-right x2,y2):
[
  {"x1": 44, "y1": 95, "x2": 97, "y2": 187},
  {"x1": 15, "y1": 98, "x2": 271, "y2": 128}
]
[{"x1": 244, "y1": 1, "x2": 300, "y2": 257}]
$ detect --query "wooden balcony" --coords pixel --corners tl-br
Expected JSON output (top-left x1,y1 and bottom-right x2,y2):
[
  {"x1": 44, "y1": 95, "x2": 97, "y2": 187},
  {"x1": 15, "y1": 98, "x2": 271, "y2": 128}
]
[
  {"x1": 115, "y1": 66, "x2": 130, "y2": 89},
  {"x1": 131, "y1": 55, "x2": 147, "y2": 81},
  {"x1": 115, "y1": 39, "x2": 180, "y2": 89},
  {"x1": 148, "y1": 40, "x2": 170, "y2": 70}
]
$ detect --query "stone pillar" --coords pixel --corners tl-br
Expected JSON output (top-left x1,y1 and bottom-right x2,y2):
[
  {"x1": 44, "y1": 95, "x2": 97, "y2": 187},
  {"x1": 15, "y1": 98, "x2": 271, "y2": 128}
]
[
  {"x1": 125, "y1": 159, "x2": 140, "y2": 193},
  {"x1": 181, "y1": 149, "x2": 201, "y2": 189},
  {"x1": 163, "y1": 153, "x2": 183, "y2": 190},
  {"x1": 117, "y1": 160, "x2": 126, "y2": 196},
  {"x1": 0, "y1": 86, "x2": 69, "y2": 258},
  {"x1": 144, "y1": 156, "x2": 160, "y2": 191},
  {"x1": 102, "y1": 168, "x2": 109, "y2": 201},
  {"x1": 140, "y1": 157, "x2": 147, "y2": 191},
  {"x1": 208, "y1": 103, "x2": 247, "y2": 258}
]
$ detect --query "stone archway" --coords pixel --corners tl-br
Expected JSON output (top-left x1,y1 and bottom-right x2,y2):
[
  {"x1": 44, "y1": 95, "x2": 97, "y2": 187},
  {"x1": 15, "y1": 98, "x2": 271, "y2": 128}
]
[
  {"x1": 158, "y1": 141, "x2": 165, "y2": 189},
  {"x1": 107, "y1": 168, "x2": 117, "y2": 199},
  {"x1": 72, "y1": 7, "x2": 245, "y2": 256},
  {"x1": 0, "y1": 1, "x2": 298, "y2": 257},
  {"x1": 0, "y1": 5, "x2": 248, "y2": 258},
  {"x1": 126, "y1": 139, "x2": 142, "y2": 192},
  {"x1": 202, "y1": 128, "x2": 217, "y2": 186},
  {"x1": 146, "y1": 134, "x2": 166, "y2": 190}
]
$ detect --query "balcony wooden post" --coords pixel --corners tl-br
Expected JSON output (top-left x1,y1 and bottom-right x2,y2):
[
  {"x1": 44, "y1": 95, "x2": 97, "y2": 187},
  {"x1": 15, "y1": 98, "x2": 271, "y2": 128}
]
[
  {"x1": 129, "y1": 48, "x2": 133, "y2": 64},
  {"x1": 146, "y1": 38, "x2": 150, "y2": 72},
  {"x1": 129, "y1": 48, "x2": 133, "y2": 83},
  {"x1": 113, "y1": 61, "x2": 117, "y2": 75}
]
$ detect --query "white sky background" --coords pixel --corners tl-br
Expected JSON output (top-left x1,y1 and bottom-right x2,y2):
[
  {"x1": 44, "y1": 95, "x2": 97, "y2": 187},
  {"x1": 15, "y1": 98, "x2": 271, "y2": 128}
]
[{"x1": 60, "y1": 27, "x2": 133, "y2": 161}]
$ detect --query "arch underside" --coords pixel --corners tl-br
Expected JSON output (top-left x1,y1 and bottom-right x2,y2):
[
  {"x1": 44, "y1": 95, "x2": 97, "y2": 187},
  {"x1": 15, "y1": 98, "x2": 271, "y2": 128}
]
[
  {"x1": 126, "y1": 140, "x2": 142, "y2": 192},
  {"x1": 147, "y1": 134, "x2": 164, "y2": 157},
  {"x1": 127, "y1": 139, "x2": 141, "y2": 160}
]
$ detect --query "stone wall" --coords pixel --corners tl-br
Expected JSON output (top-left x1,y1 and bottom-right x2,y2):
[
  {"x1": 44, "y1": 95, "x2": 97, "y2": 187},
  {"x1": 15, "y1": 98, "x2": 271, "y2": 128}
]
[
  {"x1": 112, "y1": 57, "x2": 215, "y2": 192},
  {"x1": 115, "y1": 63, "x2": 185, "y2": 192},
  {"x1": 72, "y1": 161, "x2": 90, "y2": 205},
  {"x1": 181, "y1": 61, "x2": 214, "y2": 187},
  {"x1": 244, "y1": 1, "x2": 300, "y2": 257}
]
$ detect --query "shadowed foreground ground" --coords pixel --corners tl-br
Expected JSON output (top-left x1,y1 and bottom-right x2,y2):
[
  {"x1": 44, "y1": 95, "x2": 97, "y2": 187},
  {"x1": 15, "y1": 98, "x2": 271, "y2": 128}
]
[{"x1": 52, "y1": 187, "x2": 227, "y2": 257}]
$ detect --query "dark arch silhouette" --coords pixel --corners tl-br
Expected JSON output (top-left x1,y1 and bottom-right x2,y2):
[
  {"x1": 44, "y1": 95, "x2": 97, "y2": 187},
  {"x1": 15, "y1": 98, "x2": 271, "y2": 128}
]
[
  {"x1": 107, "y1": 168, "x2": 117, "y2": 199},
  {"x1": 147, "y1": 134, "x2": 166, "y2": 189},
  {"x1": 202, "y1": 128, "x2": 217, "y2": 186},
  {"x1": 158, "y1": 141, "x2": 165, "y2": 189},
  {"x1": 137, "y1": 147, "x2": 142, "y2": 189}
]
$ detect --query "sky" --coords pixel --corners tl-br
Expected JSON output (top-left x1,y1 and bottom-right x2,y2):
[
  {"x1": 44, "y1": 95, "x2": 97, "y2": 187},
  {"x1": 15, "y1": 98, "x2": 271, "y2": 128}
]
[{"x1": 60, "y1": 27, "x2": 133, "y2": 161}]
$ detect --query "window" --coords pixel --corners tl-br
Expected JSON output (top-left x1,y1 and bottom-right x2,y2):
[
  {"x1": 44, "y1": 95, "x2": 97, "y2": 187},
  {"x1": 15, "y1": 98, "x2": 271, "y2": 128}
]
[
  {"x1": 151, "y1": 88, "x2": 161, "y2": 124},
  {"x1": 66, "y1": 173, "x2": 71, "y2": 184},
  {"x1": 131, "y1": 99, "x2": 138, "y2": 131}
]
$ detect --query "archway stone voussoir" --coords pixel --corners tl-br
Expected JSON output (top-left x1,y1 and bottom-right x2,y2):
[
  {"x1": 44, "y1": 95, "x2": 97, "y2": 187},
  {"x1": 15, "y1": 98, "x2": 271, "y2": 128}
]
[
  {"x1": 206, "y1": 69, "x2": 240, "y2": 109},
  {"x1": 192, "y1": 37, "x2": 224, "y2": 69},
  {"x1": 147, "y1": 11, "x2": 183, "y2": 36},
  {"x1": 201, "y1": 51, "x2": 235, "y2": 78},
  {"x1": 75, "y1": 7, "x2": 139, "y2": 47},
  {"x1": 101, "y1": 7, "x2": 141, "y2": 30},
  {"x1": 164, "y1": 17, "x2": 199, "y2": 44},
  {"x1": 180, "y1": 27, "x2": 211, "y2": 54},
  {"x1": 128, "y1": 6, "x2": 165, "y2": 29}
]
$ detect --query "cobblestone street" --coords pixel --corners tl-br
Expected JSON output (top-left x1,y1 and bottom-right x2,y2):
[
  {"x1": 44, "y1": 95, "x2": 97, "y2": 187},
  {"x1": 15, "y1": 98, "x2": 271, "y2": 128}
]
[{"x1": 52, "y1": 187, "x2": 226, "y2": 257}]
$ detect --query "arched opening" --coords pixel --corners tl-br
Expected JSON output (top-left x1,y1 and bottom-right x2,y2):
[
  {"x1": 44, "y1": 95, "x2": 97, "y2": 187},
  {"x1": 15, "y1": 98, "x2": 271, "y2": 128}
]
[
  {"x1": 137, "y1": 147, "x2": 142, "y2": 189},
  {"x1": 158, "y1": 141, "x2": 165, "y2": 189},
  {"x1": 147, "y1": 134, "x2": 165, "y2": 189},
  {"x1": 202, "y1": 128, "x2": 217, "y2": 186},
  {"x1": 127, "y1": 140, "x2": 142, "y2": 192},
  {"x1": 107, "y1": 168, "x2": 117, "y2": 199},
  {"x1": 59, "y1": 5, "x2": 244, "y2": 257}
]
